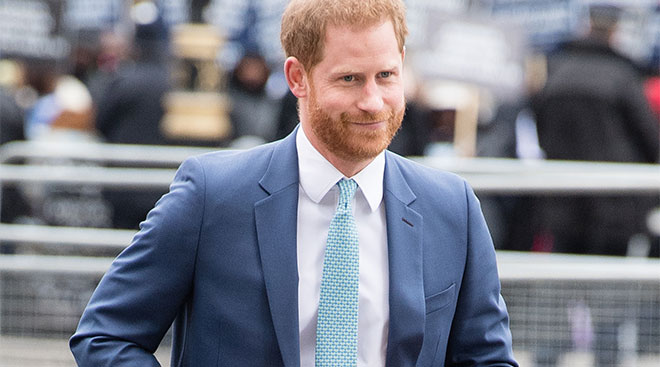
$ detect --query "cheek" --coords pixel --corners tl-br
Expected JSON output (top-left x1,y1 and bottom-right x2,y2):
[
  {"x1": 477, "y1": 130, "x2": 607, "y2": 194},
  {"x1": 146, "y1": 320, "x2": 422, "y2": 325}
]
[
  {"x1": 317, "y1": 84, "x2": 404, "y2": 115},
  {"x1": 378, "y1": 81, "x2": 404, "y2": 106},
  {"x1": 319, "y1": 94, "x2": 355, "y2": 116},
  {"x1": 385, "y1": 90, "x2": 405, "y2": 111}
]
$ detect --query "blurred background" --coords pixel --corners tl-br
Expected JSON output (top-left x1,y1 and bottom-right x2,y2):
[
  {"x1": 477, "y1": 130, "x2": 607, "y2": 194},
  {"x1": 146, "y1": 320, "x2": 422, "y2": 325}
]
[{"x1": 0, "y1": 0, "x2": 658, "y2": 366}]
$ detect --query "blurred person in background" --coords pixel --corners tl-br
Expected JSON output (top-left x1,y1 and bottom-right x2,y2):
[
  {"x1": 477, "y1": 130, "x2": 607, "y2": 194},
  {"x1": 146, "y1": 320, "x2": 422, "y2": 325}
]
[
  {"x1": 0, "y1": 61, "x2": 25, "y2": 146},
  {"x1": 19, "y1": 58, "x2": 108, "y2": 228},
  {"x1": 70, "y1": 29, "x2": 102, "y2": 91},
  {"x1": 532, "y1": 5, "x2": 660, "y2": 366},
  {"x1": 0, "y1": 60, "x2": 31, "y2": 231},
  {"x1": 532, "y1": 3, "x2": 659, "y2": 257},
  {"x1": 475, "y1": 91, "x2": 540, "y2": 253},
  {"x1": 205, "y1": 0, "x2": 291, "y2": 147},
  {"x1": 645, "y1": 4, "x2": 660, "y2": 125},
  {"x1": 94, "y1": 2, "x2": 174, "y2": 229},
  {"x1": 476, "y1": 57, "x2": 547, "y2": 253},
  {"x1": 22, "y1": 60, "x2": 63, "y2": 139},
  {"x1": 22, "y1": 55, "x2": 95, "y2": 142},
  {"x1": 644, "y1": 74, "x2": 660, "y2": 120},
  {"x1": 228, "y1": 52, "x2": 281, "y2": 144},
  {"x1": 86, "y1": 29, "x2": 130, "y2": 109},
  {"x1": 95, "y1": 6, "x2": 171, "y2": 146}
]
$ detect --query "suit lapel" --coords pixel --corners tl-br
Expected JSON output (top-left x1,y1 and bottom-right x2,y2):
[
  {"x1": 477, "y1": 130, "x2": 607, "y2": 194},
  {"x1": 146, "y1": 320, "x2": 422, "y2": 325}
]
[
  {"x1": 383, "y1": 152, "x2": 425, "y2": 366},
  {"x1": 253, "y1": 139, "x2": 426, "y2": 366},
  {"x1": 255, "y1": 131, "x2": 301, "y2": 367}
]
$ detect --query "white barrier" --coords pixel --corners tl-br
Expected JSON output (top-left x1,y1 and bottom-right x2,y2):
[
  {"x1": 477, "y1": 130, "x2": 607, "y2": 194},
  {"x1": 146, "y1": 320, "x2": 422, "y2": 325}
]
[
  {"x1": 0, "y1": 224, "x2": 134, "y2": 249},
  {"x1": 0, "y1": 140, "x2": 659, "y2": 193},
  {"x1": 1, "y1": 251, "x2": 658, "y2": 278},
  {"x1": 0, "y1": 141, "x2": 658, "y2": 241},
  {"x1": 496, "y1": 251, "x2": 660, "y2": 281},
  {"x1": 0, "y1": 141, "x2": 214, "y2": 166},
  {"x1": 0, "y1": 254, "x2": 113, "y2": 274},
  {"x1": 0, "y1": 164, "x2": 175, "y2": 188},
  {"x1": 0, "y1": 251, "x2": 657, "y2": 367}
]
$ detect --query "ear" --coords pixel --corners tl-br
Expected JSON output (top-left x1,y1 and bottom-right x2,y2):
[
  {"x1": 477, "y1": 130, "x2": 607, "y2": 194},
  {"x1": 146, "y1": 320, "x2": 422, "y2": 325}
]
[{"x1": 284, "y1": 56, "x2": 309, "y2": 98}]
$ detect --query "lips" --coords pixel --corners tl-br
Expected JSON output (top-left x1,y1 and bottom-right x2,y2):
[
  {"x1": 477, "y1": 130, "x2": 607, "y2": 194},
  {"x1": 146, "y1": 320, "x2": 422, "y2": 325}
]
[
  {"x1": 341, "y1": 111, "x2": 393, "y2": 132},
  {"x1": 349, "y1": 121, "x2": 386, "y2": 130},
  {"x1": 351, "y1": 121, "x2": 387, "y2": 126}
]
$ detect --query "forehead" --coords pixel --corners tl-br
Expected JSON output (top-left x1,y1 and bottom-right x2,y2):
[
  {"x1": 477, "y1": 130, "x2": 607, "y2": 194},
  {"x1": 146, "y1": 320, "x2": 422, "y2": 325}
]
[{"x1": 317, "y1": 20, "x2": 401, "y2": 70}]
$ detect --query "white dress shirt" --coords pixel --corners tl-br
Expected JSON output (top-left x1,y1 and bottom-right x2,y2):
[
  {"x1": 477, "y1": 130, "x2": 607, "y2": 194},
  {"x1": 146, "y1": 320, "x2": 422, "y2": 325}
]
[{"x1": 296, "y1": 128, "x2": 390, "y2": 366}]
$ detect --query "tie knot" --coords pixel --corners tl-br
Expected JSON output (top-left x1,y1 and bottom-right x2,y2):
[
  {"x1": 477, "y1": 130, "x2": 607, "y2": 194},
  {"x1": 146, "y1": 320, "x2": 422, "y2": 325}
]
[{"x1": 337, "y1": 178, "x2": 358, "y2": 210}]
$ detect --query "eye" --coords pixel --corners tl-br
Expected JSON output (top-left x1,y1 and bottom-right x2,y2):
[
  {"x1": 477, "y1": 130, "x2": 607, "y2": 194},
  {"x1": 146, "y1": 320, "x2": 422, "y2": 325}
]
[
  {"x1": 342, "y1": 75, "x2": 355, "y2": 82},
  {"x1": 379, "y1": 71, "x2": 392, "y2": 78}
]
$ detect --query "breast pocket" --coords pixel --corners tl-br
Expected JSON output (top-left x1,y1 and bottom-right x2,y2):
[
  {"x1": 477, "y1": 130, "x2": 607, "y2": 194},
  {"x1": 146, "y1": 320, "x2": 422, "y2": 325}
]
[
  {"x1": 425, "y1": 283, "x2": 455, "y2": 314},
  {"x1": 418, "y1": 283, "x2": 457, "y2": 366}
]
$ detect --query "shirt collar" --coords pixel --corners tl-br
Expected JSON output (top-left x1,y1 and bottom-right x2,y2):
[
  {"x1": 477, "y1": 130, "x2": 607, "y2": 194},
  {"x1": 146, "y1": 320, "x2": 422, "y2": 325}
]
[{"x1": 296, "y1": 127, "x2": 385, "y2": 212}]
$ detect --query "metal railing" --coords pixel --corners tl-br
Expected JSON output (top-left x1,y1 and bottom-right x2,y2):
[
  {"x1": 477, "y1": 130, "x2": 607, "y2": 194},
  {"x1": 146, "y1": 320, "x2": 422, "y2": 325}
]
[
  {"x1": 0, "y1": 140, "x2": 658, "y2": 243},
  {"x1": 0, "y1": 140, "x2": 659, "y2": 193},
  {"x1": 0, "y1": 140, "x2": 214, "y2": 166},
  {"x1": 414, "y1": 156, "x2": 660, "y2": 194},
  {"x1": 0, "y1": 251, "x2": 658, "y2": 367},
  {"x1": 0, "y1": 223, "x2": 133, "y2": 249}
]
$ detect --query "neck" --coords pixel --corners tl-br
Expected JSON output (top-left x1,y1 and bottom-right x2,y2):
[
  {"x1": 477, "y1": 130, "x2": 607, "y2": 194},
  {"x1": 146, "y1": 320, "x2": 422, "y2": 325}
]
[{"x1": 326, "y1": 155, "x2": 373, "y2": 178}]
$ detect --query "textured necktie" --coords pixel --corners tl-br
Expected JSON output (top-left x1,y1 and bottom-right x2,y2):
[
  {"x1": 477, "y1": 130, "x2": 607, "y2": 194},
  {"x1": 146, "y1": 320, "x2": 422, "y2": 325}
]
[{"x1": 315, "y1": 178, "x2": 360, "y2": 367}]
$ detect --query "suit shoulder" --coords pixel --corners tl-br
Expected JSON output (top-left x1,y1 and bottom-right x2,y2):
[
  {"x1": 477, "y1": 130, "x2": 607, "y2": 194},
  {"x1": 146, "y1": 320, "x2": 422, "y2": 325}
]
[
  {"x1": 386, "y1": 151, "x2": 467, "y2": 190},
  {"x1": 172, "y1": 142, "x2": 280, "y2": 192},
  {"x1": 188, "y1": 141, "x2": 277, "y2": 173}
]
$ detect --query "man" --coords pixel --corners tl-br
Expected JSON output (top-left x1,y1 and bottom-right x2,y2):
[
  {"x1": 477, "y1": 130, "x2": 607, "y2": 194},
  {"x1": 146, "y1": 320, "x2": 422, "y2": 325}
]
[
  {"x1": 94, "y1": 14, "x2": 175, "y2": 230},
  {"x1": 532, "y1": 4, "x2": 659, "y2": 256},
  {"x1": 0, "y1": 85, "x2": 30, "y2": 228},
  {"x1": 532, "y1": 5, "x2": 659, "y2": 367},
  {"x1": 70, "y1": 0, "x2": 517, "y2": 366}
]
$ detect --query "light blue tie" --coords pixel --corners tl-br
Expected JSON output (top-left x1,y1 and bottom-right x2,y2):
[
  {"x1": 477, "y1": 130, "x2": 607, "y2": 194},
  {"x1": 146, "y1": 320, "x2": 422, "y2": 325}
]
[{"x1": 315, "y1": 178, "x2": 359, "y2": 367}]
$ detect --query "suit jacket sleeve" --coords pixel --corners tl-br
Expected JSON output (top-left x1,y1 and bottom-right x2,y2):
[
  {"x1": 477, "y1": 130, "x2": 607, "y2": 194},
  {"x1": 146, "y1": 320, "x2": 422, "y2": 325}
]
[
  {"x1": 70, "y1": 157, "x2": 205, "y2": 366},
  {"x1": 446, "y1": 182, "x2": 517, "y2": 366}
]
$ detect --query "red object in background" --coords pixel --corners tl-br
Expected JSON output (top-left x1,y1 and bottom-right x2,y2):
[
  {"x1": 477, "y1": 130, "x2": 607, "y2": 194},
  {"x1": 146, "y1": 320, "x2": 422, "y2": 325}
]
[{"x1": 644, "y1": 77, "x2": 660, "y2": 121}]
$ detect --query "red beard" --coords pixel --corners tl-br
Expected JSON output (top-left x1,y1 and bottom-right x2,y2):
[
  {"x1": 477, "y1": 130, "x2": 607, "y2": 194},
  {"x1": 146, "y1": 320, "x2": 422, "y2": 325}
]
[{"x1": 308, "y1": 93, "x2": 404, "y2": 162}]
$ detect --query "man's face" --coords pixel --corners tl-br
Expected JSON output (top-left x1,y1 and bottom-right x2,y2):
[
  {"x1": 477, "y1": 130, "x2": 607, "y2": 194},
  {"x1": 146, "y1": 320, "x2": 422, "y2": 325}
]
[{"x1": 304, "y1": 20, "x2": 405, "y2": 164}]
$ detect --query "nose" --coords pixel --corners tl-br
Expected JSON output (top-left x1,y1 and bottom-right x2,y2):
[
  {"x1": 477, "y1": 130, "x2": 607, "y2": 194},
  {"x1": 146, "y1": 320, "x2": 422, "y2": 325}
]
[{"x1": 356, "y1": 79, "x2": 384, "y2": 114}]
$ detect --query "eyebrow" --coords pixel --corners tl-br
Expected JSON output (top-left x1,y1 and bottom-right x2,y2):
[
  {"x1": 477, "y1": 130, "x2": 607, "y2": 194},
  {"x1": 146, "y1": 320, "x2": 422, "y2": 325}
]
[{"x1": 329, "y1": 65, "x2": 399, "y2": 77}]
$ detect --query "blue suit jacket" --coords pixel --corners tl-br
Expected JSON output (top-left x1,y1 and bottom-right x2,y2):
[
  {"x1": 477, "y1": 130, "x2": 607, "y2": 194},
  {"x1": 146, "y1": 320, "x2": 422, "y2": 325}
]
[{"x1": 70, "y1": 130, "x2": 517, "y2": 366}]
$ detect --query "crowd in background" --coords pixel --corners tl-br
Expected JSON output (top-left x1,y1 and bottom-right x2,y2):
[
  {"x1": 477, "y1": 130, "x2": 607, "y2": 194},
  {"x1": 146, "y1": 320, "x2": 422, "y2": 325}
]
[{"x1": 0, "y1": 0, "x2": 659, "y2": 259}]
